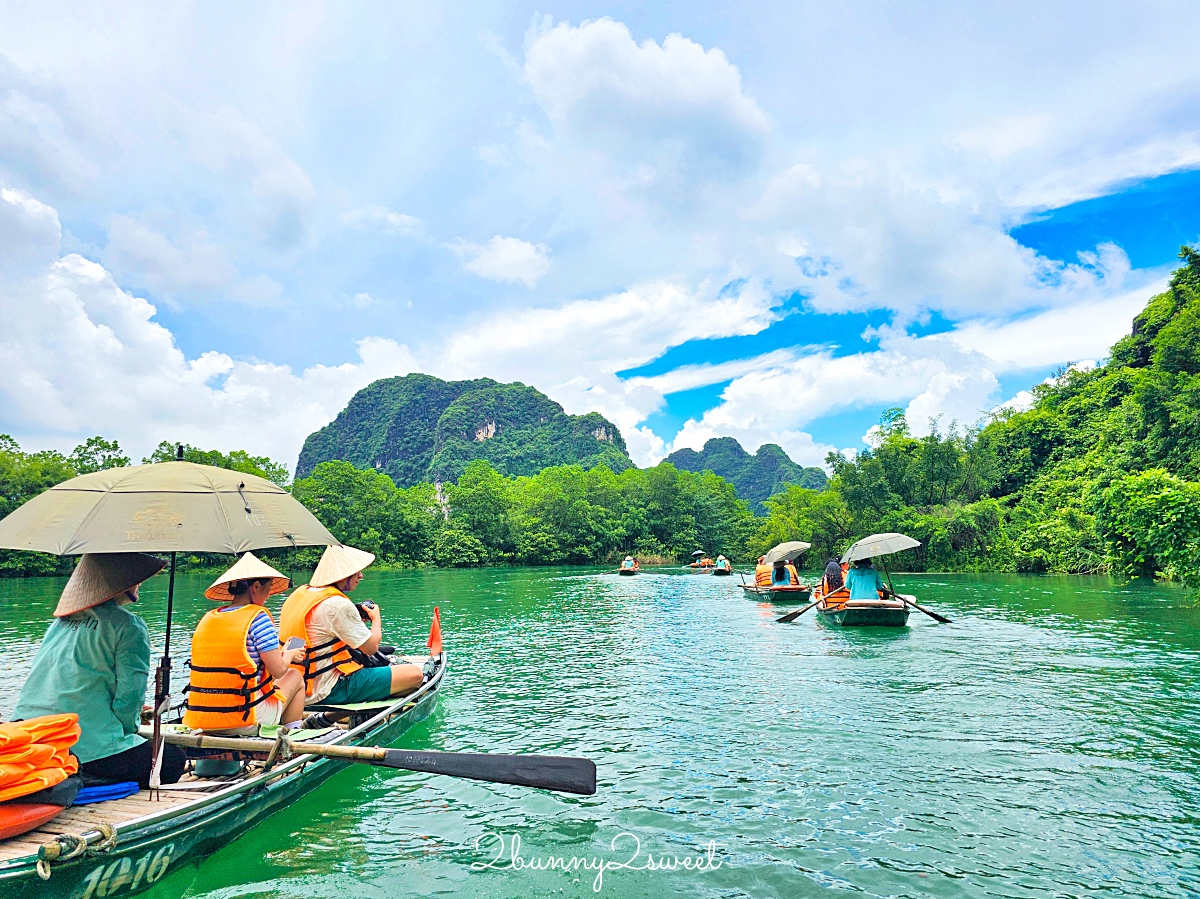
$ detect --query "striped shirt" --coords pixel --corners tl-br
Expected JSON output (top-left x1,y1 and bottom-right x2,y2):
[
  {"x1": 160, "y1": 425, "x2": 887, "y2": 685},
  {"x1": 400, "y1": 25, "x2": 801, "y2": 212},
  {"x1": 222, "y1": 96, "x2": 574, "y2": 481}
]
[{"x1": 216, "y1": 607, "x2": 280, "y2": 666}]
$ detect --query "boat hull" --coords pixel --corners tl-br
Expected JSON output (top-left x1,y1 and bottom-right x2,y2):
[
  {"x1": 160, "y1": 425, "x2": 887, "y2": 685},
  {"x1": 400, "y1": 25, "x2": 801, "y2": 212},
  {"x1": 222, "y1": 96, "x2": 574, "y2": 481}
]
[
  {"x1": 0, "y1": 656, "x2": 445, "y2": 899},
  {"x1": 711, "y1": 568, "x2": 731, "y2": 576},
  {"x1": 739, "y1": 584, "x2": 811, "y2": 602},
  {"x1": 617, "y1": 568, "x2": 638, "y2": 575},
  {"x1": 817, "y1": 604, "x2": 909, "y2": 627}
]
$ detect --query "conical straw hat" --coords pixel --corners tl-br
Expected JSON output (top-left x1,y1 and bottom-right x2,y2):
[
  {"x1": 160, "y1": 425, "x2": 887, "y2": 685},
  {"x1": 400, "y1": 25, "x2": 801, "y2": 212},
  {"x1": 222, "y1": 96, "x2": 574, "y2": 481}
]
[
  {"x1": 310, "y1": 544, "x2": 375, "y2": 588},
  {"x1": 204, "y1": 552, "x2": 291, "y2": 601},
  {"x1": 54, "y1": 553, "x2": 167, "y2": 617}
]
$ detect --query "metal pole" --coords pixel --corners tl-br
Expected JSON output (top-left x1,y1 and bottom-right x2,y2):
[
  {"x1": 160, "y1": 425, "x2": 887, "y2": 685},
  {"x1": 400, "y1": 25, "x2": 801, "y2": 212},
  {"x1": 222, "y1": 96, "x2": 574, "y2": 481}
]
[
  {"x1": 150, "y1": 550, "x2": 176, "y2": 791},
  {"x1": 880, "y1": 556, "x2": 896, "y2": 596}
]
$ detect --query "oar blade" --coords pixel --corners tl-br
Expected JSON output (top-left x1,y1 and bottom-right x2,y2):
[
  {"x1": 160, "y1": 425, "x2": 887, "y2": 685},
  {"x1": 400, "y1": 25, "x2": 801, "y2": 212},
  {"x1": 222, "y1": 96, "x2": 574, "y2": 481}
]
[{"x1": 381, "y1": 749, "x2": 597, "y2": 796}]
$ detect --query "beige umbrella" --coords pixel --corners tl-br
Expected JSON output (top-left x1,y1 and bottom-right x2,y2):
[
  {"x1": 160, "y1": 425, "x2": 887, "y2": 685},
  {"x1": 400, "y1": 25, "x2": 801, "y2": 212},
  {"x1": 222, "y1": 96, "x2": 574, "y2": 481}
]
[
  {"x1": 0, "y1": 461, "x2": 335, "y2": 554},
  {"x1": 763, "y1": 540, "x2": 811, "y2": 565},
  {"x1": 0, "y1": 456, "x2": 338, "y2": 786},
  {"x1": 840, "y1": 532, "x2": 920, "y2": 563}
]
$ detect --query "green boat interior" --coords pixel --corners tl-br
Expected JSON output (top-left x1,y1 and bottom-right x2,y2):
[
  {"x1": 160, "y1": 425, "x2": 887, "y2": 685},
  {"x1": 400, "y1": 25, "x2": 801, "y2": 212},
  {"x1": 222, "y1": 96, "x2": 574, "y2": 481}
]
[{"x1": 0, "y1": 656, "x2": 442, "y2": 868}]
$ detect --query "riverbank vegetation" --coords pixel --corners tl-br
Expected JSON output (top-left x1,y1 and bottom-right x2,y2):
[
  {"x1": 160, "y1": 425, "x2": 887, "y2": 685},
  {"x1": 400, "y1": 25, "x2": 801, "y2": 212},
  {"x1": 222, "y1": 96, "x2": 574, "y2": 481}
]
[
  {"x1": 3, "y1": 249, "x2": 1200, "y2": 588},
  {"x1": 754, "y1": 247, "x2": 1200, "y2": 588}
]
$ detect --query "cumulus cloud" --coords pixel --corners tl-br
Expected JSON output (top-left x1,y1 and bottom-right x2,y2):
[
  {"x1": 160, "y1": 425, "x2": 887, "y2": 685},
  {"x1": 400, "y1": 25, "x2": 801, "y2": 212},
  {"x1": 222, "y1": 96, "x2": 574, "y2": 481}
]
[
  {"x1": 524, "y1": 17, "x2": 769, "y2": 183},
  {"x1": 0, "y1": 187, "x2": 415, "y2": 466},
  {"x1": 455, "y1": 235, "x2": 551, "y2": 287},
  {"x1": 341, "y1": 206, "x2": 424, "y2": 237},
  {"x1": 188, "y1": 107, "x2": 316, "y2": 250}
]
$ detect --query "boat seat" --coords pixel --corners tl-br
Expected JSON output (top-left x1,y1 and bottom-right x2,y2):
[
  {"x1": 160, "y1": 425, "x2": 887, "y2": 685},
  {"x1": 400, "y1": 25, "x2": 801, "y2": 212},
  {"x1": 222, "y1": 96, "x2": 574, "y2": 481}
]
[{"x1": 308, "y1": 700, "x2": 398, "y2": 714}]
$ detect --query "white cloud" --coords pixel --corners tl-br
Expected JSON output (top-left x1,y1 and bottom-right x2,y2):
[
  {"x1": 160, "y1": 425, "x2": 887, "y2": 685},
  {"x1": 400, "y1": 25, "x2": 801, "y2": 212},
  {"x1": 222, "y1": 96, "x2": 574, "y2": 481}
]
[
  {"x1": 188, "y1": 107, "x2": 316, "y2": 250},
  {"x1": 341, "y1": 206, "x2": 424, "y2": 237},
  {"x1": 0, "y1": 187, "x2": 416, "y2": 467},
  {"x1": 456, "y1": 235, "x2": 551, "y2": 287},
  {"x1": 524, "y1": 17, "x2": 769, "y2": 183}
]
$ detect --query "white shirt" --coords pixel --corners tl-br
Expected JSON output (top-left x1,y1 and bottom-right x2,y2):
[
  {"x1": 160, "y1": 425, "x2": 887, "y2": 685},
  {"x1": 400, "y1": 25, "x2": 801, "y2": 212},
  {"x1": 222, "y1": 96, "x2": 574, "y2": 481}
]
[{"x1": 307, "y1": 593, "x2": 372, "y2": 703}]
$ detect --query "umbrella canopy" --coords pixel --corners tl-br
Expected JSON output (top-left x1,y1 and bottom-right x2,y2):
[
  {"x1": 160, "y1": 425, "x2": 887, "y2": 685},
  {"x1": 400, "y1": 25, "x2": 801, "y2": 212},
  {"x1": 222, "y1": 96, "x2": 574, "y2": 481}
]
[
  {"x1": 841, "y1": 532, "x2": 920, "y2": 564},
  {"x1": 691, "y1": 549, "x2": 706, "y2": 556},
  {"x1": 763, "y1": 541, "x2": 811, "y2": 565},
  {"x1": 0, "y1": 461, "x2": 337, "y2": 555}
]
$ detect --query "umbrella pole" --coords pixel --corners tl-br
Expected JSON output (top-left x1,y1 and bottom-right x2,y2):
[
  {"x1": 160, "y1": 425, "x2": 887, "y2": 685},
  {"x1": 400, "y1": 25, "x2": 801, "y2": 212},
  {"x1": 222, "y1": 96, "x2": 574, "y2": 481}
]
[
  {"x1": 150, "y1": 551, "x2": 176, "y2": 791},
  {"x1": 880, "y1": 556, "x2": 896, "y2": 596}
]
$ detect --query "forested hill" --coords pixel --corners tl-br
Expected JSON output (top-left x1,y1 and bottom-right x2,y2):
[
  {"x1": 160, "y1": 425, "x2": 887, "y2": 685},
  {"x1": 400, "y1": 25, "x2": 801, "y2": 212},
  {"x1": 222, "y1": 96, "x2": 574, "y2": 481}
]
[
  {"x1": 758, "y1": 246, "x2": 1200, "y2": 588},
  {"x1": 296, "y1": 374, "x2": 634, "y2": 485},
  {"x1": 666, "y1": 437, "x2": 827, "y2": 512}
]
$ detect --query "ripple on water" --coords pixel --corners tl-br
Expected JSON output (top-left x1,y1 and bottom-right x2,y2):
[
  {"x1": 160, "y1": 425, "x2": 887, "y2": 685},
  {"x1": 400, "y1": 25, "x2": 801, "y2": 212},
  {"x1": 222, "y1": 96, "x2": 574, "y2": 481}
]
[{"x1": 2, "y1": 568, "x2": 1199, "y2": 898}]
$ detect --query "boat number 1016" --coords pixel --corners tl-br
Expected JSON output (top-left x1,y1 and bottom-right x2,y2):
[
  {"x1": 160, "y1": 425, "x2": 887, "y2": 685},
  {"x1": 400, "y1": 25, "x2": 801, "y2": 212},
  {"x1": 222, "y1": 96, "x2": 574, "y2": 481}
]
[{"x1": 77, "y1": 843, "x2": 174, "y2": 899}]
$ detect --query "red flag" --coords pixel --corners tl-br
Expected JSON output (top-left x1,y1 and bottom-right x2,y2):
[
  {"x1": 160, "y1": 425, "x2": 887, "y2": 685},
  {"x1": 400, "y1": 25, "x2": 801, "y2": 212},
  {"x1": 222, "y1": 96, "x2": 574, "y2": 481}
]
[{"x1": 426, "y1": 606, "x2": 443, "y2": 656}]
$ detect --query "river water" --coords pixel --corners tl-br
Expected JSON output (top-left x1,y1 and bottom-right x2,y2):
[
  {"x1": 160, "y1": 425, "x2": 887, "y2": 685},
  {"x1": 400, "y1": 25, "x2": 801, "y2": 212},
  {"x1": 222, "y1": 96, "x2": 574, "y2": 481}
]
[{"x1": 1, "y1": 568, "x2": 1197, "y2": 898}]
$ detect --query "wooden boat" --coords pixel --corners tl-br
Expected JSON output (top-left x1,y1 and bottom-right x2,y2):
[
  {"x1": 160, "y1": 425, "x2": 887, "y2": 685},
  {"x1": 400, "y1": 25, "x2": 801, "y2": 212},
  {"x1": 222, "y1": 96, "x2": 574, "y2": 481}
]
[
  {"x1": 617, "y1": 566, "x2": 638, "y2": 576},
  {"x1": 740, "y1": 583, "x2": 811, "y2": 601},
  {"x1": 711, "y1": 566, "x2": 731, "y2": 577},
  {"x1": 814, "y1": 584, "x2": 909, "y2": 627},
  {"x1": 0, "y1": 653, "x2": 446, "y2": 899}
]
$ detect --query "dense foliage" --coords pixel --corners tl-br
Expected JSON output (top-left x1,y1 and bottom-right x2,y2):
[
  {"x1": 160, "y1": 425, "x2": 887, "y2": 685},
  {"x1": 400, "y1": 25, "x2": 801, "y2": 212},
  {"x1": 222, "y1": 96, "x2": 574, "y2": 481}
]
[
  {"x1": 753, "y1": 247, "x2": 1200, "y2": 588},
  {"x1": 144, "y1": 441, "x2": 290, "y2": 487},
  {"x1": 293, "y1": 458, "x2": 755, "y2": 567},
  {"x1": 666, "y1": 436, "x2": 827, "y2": 513},
  {"x1": 296, "y1": 373, "x2": 632, "y2": 486},
  {"x1": 5, "y1": 248, "x2": 1200, "y2": 588}
]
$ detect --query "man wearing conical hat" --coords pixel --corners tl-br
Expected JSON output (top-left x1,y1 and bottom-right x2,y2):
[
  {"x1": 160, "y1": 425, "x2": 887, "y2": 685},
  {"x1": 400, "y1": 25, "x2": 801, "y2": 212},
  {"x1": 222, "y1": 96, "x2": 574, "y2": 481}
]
[
  {"x1": 13, "y1": 553, "x2": 186, "y2": 788},
  {"x1": 279, "y1": 545, "x2": 424, "y2": 715},
  {"x1": 182, "y1": 553, "x2": 307, "y2": 733}
]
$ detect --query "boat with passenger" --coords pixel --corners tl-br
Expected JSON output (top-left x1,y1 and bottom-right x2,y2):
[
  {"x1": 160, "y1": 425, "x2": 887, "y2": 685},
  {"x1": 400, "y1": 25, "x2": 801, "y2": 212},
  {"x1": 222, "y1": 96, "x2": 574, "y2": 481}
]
[{"x1": 740, "y1": 541, "x2": 812, "y2": 599}]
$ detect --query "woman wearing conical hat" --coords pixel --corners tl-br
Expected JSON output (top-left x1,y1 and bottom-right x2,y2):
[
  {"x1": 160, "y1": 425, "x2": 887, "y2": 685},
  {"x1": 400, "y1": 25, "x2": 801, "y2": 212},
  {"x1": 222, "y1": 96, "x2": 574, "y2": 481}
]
[
  {"x1": 279, "y1": 545, "x2": 424, "y2": 717},
  {"x1": 182, "y1": 553, "x2": 307, "y2": 733},
  {"x1": 13, "y1": 553, "x2": 186, "y2": 788}
]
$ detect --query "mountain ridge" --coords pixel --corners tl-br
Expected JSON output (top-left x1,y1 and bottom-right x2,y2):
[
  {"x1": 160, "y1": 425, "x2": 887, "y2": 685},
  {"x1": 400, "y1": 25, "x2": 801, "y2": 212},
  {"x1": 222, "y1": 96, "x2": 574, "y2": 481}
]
[
  {"x1": 296, "y1": 374, "x2": 633, "y2": 485},
  {"x1": 666, "y1": 436, "x2": 827, "y2": 512}
]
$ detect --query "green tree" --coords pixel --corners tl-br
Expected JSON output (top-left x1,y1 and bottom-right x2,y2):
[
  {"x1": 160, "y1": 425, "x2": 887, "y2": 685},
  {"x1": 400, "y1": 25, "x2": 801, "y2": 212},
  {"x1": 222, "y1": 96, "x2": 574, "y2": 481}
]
[
  {"x1": 68, "y1": 436, "x2": 130, "y2": 475},
  {"x1": 146, "y1": 441, "x2": 290, "y2": 487}
]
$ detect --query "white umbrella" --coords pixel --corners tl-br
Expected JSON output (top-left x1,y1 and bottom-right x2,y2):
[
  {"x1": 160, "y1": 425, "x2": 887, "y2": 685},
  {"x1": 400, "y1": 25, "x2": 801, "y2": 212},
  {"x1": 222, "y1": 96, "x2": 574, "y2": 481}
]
[
  {"x1": 841, "y1": 533, "x2": 920, "y2": 563},
  {"x1": 763, "y1": 541, "x2": 811, "y2": 564}
]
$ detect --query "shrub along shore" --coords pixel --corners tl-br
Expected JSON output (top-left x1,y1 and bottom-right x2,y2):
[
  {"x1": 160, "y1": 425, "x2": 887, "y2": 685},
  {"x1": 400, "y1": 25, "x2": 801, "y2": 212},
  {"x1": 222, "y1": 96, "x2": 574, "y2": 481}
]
[{"x1": 3, "y1": 249, "x2": 1200, "y2": 590}]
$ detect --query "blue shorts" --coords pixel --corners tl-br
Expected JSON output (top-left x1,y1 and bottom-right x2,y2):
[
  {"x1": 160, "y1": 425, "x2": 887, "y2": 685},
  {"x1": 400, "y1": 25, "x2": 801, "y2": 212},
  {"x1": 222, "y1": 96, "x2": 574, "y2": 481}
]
[{"x1": 324, "y1": 666, "x2": 393, "y2": 704}]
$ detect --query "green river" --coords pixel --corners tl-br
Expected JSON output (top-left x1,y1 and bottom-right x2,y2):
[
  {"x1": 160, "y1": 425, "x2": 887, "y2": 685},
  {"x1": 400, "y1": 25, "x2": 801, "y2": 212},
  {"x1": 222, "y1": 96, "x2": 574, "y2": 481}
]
[{"x1": 2, "y1": 568, "x2": 1198, "y2": 898}]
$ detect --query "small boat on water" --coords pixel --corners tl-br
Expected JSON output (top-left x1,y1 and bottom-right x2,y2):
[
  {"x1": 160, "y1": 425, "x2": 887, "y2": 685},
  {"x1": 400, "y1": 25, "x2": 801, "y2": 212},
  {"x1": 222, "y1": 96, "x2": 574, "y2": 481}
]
[
  {"x1": 711, "y1": 555, "x2": 732, "y2": 576},
  {"x1": 740, "y1": 583, "x2": 812, "y2": 601},
  {"x1": 813, "y1": 584, "x2": 909, "y2": 627},
  {"x1": 0, "y1": 656, "x2": 446, "y2": 898},
  {"x1": 617, "y1": 555, "x2": 640, "y2": 575}
]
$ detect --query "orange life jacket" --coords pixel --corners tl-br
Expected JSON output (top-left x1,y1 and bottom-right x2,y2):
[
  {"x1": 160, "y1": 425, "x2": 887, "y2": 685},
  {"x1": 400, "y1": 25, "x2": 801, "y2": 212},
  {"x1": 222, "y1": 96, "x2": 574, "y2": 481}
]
[
  {"x1": 0, "y1": 714, "x2": 79, "y2": 803},
  {"x1": 183, "y1": 605, "x2": 277, "y2": 730},
  {"x1": 784, "y1": 563, "x2": 800, "y2": 585},
  {"x1": 279, "y1": 586, "x2": 364, "y2": 697},
  {"x1": 754, "y1": 564, "x2": 772, "y2": 587}
]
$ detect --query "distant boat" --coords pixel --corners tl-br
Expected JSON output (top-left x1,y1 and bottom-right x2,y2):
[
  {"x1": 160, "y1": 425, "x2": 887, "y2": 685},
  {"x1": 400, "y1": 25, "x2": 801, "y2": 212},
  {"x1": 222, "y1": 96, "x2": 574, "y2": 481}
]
[{"x1": 740, "y1": 582, "x2": 812, "y2": 601}]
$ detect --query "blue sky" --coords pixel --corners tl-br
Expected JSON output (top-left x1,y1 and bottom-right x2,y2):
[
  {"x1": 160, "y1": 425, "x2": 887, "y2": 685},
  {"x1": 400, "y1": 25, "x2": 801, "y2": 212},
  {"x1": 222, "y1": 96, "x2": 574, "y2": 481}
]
[{"x1": 1, "y1": 3, "x2": 1199, "y2": 469}]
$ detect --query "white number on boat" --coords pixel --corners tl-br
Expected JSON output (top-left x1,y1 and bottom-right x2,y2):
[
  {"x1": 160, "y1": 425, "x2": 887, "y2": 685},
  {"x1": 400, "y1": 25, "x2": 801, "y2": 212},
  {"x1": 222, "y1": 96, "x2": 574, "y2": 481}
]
[{"x1": 79, "y1": 843, "x2": 174, "y2": 899}]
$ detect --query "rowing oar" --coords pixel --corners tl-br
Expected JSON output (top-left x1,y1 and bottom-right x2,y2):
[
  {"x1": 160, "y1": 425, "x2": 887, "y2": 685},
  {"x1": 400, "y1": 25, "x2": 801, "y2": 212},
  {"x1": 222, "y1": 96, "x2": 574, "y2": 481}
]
[
  {"x1": 158, "y1": 731, "x2": 597, "y2": 795},
  {"x1": 776, "y1": 599, "x2": 819, "y2": 623},
  {"x1": 895, "y1": 593, "x2": 952, "y2": 624},
  {"x1": 878, "y1": 557, "x2": 951, "y2": 624}
]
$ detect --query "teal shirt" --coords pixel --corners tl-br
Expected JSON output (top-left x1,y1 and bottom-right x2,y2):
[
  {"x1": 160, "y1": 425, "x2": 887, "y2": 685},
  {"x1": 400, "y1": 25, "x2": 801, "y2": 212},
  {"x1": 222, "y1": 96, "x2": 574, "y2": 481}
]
[
  {"x1": 846, "y1": 566, "x2": 886, "y2": 600},
  {"x1": 13, "y1": 600, "x2": 151, "y2": 763}
]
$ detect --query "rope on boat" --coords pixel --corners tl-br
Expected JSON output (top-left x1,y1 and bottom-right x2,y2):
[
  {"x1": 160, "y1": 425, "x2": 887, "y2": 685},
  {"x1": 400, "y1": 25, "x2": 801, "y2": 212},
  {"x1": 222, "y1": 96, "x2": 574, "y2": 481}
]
[{"x1": 35, "y1": 823, "x2": 118, "y2": 879}]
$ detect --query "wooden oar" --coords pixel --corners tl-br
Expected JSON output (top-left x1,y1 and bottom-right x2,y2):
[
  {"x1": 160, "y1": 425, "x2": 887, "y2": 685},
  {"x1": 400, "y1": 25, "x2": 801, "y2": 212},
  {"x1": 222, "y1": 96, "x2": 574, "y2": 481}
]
[
  {"x1": 159, "y1": 731, "x2": 597, "y2": 795},
  {"x1": 896, "y1": 593, "x2": 952, "y2": 624},
  {"x1": 878, "y1": 557, "x2": 951, "y2": 624},
  {"x1": 776, "y1": 599, "x2": 819, "y2": 623}
]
